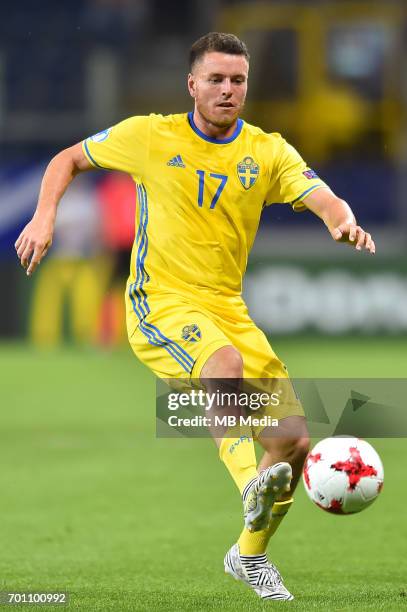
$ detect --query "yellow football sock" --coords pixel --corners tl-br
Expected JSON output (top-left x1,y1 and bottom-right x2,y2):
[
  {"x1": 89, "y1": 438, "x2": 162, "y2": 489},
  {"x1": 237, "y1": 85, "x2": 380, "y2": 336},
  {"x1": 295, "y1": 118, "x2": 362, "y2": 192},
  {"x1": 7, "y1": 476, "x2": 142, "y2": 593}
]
[
  {"x1": 238, "y1": 498, "x2": 294, "y2": 555},
  {"x1": 219, "y1": 430, "x2": 258, "y2": 495}
]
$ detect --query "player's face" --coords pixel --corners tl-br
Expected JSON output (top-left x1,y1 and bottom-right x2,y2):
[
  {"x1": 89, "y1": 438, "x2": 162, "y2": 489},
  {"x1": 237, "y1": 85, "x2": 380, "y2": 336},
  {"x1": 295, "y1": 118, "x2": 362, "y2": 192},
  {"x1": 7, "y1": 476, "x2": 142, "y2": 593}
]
[{"x1": 188, "y1": 52, "x2": 248, "y2": 128}]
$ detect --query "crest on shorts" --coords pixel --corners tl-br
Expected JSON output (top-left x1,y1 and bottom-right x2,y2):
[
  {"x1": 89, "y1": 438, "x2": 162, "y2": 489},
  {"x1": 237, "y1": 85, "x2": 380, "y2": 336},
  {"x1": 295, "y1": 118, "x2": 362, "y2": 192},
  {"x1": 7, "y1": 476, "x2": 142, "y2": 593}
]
[
  {"x1": 181, "y1": 324, "x2": 201, "y2": 342},
  {"x1": 237, "y1": 156, "x2": 259, "y2": 189}
]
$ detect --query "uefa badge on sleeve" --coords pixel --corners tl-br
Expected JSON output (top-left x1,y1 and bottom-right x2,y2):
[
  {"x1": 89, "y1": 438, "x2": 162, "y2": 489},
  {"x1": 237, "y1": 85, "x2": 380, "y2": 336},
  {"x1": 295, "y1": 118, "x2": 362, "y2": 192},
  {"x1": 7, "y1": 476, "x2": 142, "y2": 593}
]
[
  {"x1": 237, "y1": 156, "x2": 259, "y2": 190},
  {"x1": 303, "y1": 168, "x2": 319, "y2": 180},
  {"x1": 90, "y1": 128, "x2": 111, "y2": 142}
]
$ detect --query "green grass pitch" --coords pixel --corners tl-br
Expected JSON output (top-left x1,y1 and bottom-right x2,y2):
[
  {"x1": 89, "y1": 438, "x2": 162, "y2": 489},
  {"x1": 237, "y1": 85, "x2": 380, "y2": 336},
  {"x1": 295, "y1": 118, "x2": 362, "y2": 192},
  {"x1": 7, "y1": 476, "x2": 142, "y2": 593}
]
[{"x1": 0, "y1": 337, "x2": 406, "y2": 611}]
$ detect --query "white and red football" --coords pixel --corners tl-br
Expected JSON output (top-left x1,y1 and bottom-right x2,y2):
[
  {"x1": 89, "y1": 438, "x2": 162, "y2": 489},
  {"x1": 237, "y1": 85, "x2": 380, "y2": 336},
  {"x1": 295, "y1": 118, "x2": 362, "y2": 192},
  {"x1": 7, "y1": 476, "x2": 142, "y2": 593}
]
[{"x1": 303, "y1": 437, "x2": 384, "y2": 514}]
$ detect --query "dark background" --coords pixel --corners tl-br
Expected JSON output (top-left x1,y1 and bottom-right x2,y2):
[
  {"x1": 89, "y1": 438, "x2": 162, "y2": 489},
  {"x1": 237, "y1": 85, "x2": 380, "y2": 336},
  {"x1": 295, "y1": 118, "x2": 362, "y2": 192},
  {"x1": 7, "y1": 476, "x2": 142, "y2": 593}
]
[{"x1": 1, "y1": 0, "x2": 406, "y2": 341}]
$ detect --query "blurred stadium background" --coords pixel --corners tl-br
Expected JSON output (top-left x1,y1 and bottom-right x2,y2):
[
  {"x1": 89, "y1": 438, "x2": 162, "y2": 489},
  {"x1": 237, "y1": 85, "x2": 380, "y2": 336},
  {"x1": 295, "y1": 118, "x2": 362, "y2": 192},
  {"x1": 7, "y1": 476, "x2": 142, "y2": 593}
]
[
  {"x1": 2, "y1": 0, "x2": 407, "y2": 343},
  {"x1": 1, "y1": 2, "x2": 407, "y2": 610}
]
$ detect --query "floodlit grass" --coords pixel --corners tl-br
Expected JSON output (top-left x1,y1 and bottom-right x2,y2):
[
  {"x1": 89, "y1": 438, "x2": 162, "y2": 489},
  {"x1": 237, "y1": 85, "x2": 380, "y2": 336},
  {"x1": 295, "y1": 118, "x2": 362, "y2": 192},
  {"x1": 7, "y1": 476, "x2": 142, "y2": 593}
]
[{"x1": 0, "y1": 338, "x2": 406, "y2": 610}]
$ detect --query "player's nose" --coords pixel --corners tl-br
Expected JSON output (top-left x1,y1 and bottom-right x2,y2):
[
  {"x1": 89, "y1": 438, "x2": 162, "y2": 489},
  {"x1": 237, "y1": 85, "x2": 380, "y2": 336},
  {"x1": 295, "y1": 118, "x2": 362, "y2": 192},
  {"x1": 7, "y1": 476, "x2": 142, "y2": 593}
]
[{"x1": 221, "y1": 78, "x2": 232, "y2": 96}]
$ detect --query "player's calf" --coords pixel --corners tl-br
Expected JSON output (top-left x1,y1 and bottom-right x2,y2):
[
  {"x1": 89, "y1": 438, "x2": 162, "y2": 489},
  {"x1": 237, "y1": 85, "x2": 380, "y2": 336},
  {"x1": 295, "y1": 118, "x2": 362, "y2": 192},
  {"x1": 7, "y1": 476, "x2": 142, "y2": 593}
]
[{"x1": 258, "y1": 418, "x2": 310, "y2": 491}]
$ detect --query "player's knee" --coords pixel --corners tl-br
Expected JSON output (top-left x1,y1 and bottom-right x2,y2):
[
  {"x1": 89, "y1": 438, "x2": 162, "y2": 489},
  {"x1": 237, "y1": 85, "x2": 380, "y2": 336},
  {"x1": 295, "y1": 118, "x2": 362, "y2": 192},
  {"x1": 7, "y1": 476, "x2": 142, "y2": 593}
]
[
  {"x1": 200, "y1": 345, "x2": 243, "y2": 380},
  {"x1": 223, "y1": 347, "x2": 244, "y2": 378}
]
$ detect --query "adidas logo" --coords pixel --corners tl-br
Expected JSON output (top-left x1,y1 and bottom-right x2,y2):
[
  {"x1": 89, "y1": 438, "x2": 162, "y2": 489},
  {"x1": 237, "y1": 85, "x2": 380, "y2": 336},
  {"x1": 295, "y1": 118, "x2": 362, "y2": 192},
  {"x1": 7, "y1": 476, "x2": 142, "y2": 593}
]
[{"x1": 167, "y1": 154, "x2": 185, "y2": 168}]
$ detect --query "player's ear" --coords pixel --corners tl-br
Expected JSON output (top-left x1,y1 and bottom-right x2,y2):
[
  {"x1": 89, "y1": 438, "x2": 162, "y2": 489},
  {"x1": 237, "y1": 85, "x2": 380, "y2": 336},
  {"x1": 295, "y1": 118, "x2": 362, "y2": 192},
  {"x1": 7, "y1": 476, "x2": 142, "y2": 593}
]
[{"x1": 187, "y1": 73, "x2": 196, "y2": 98}]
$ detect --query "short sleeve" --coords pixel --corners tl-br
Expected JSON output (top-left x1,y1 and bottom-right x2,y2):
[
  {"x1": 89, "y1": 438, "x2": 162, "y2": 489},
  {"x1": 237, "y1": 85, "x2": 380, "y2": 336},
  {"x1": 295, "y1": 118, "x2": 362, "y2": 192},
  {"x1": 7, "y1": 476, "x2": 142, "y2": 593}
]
[
  {"x1": 82, "y1": 115, "x2": 151, "y2": 180},
  {"x1": 265, "y1": 138, "x2": 327, "y2": 211}
]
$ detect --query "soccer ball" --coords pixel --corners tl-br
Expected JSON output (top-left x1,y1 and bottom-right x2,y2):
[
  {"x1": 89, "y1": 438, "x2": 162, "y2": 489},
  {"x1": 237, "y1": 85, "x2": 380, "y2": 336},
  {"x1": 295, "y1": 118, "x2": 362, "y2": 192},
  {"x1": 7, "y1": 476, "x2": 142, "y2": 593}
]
[{"x1": 303, "y1": 437, "x2": 384, "y2": 514}]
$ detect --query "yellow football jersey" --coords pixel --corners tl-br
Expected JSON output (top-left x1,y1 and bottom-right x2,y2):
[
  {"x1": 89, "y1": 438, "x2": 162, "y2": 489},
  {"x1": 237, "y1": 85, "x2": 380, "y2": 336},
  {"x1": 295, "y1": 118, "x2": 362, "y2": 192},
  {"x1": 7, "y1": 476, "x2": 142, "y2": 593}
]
[{"x1": 83, "y1": 112, "x2": 326, "y2": 303}]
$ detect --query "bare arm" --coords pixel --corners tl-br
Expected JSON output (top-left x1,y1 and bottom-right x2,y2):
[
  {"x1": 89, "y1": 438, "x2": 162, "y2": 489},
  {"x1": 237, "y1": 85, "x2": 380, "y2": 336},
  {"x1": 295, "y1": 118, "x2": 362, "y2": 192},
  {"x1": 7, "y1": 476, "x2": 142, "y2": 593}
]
[
  {"x1": 15, "y1": 142, "x2": 94, "y2": 275},
  {"x1": 303, "y1": 187, "x2": 375, "y2": 254}
]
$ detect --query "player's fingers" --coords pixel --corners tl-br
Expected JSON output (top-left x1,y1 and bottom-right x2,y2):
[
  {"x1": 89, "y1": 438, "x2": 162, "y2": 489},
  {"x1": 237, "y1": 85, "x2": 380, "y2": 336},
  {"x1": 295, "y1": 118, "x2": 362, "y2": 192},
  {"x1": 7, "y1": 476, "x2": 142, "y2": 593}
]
[
  {"x1": 20, "y1": 241, "x2": 34, "y2": 269},
  {"x1": 366, "y1": 236, "x2": 376, "y2": 254},
  {"x1": 26, "y1": 244, "x2": 46, "y2": 276},
  {"x1": 348, "y1": 224, "x2": 357, "y2": 242},
  {"x1": 15, "y1": 233, "x2": 25, "y2": 250},
  {"x1": 336, "y1": 222, "x2": 349, "y2": 234},
  {"x1": 364, "y1": 233, "x2": 372, "y2": 251},
  {"x1": 355, "y1": 227, "x2": 365, "y2": 251},
  {"x1": 16, "y1": 237, "x2": 29, "y2": 259},
  {"x1": 331, "y1": 227, "x2": 343, "y2": 241}
]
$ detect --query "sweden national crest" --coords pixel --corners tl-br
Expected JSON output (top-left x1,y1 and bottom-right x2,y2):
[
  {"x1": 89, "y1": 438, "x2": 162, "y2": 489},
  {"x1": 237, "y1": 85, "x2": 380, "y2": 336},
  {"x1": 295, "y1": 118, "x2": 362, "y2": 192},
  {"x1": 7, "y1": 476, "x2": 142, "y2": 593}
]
[
  {"x1": 181, "y1": 324, "x2": 201, "y2": 342},
  {"x1": 237, "y1": 156, "x2": 259, "y2": 190}
]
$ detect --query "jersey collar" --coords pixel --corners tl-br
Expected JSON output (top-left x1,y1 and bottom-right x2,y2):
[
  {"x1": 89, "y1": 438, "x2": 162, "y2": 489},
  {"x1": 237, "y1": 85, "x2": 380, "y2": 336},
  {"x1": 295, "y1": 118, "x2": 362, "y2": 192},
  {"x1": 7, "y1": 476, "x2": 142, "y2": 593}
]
[{"x1": 187, "y1": 111, "x2": 243, "y2": 144}]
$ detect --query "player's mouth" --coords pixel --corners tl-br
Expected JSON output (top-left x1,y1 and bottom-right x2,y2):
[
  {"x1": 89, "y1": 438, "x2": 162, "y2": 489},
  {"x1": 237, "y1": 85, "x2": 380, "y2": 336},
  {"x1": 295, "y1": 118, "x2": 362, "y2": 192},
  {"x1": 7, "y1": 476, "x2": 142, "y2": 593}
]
[{"x1": 217, "y1": 102, "x2": 235, "y2": 109}]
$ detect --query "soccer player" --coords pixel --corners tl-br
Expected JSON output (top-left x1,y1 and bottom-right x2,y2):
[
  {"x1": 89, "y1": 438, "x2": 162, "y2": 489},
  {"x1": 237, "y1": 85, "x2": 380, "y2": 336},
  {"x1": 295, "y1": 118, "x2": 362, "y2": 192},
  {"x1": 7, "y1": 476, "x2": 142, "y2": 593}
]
[{"x1": 15, "y1": 32, "x2": 375, "y2": 601}]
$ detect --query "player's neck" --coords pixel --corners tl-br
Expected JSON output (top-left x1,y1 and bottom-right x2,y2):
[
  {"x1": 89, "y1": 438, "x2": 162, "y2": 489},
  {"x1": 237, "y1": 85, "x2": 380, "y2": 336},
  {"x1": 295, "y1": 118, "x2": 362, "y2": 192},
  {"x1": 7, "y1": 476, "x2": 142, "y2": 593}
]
[{"x1": 192, "y1": 109, "x2": 238, "y2": 140}]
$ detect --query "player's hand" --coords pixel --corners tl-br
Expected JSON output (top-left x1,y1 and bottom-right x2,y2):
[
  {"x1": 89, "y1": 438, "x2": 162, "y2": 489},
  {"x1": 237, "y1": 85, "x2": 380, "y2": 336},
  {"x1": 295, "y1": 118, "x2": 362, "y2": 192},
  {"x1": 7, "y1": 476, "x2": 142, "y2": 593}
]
[
  {"x1": 330, "y1": 223, "x2": 375, "y2": 254},
  {"x1": 15, "y1": 215, "x2": 54, "y2": 276}
]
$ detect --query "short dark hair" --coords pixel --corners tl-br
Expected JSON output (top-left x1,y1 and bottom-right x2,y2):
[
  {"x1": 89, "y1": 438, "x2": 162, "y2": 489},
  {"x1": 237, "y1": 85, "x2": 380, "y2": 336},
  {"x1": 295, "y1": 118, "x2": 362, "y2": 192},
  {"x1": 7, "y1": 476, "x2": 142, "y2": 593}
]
[{"x1": 189, "y1": 32, "x2": 250, "y2": 71}]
